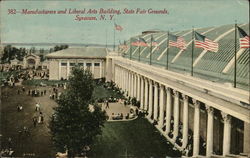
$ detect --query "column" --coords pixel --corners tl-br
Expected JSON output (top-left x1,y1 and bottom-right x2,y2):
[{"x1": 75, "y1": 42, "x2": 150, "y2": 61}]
[
  {"x1": 193, "y1": 99, "x2": 200, "y2": 157},
  {"x1": 119, "y1": 68, "x2": 122, "y2": 88},
  {"x1": 126, "y1": 71, "x2": 128, "y2": 93},
  {"x1": 122, "y1": 69, "x2": 124, "y2": 89},
  {"x1": 83, "y1": 61, "x2": 86, "y2": 70},
  {"x1": 66, "y1": 60, "x2": 70, "y2": 79},
  {"x1": 244, "y1": 122, "x2": 250, "y2": 154},
  {"x1": 137, "y1": 75, "x2": 140, "y2": 101},
  {"x1": 58, "y1": 60, "x2": 61, "y2": 80},
  {"x1": 106, "y1": 58, "x2": 109, "y2": 80},
  {"x1": 92, "y1": 61, "x2": 94, "y2": 74},
  {"x1": 144, "y1": 79, "x2": 148, "y2": 111},
  {"x1": 119, "y1": 67, "x2": 121, "y2": 88},
  {"x1": 128, "y1": 72, "x2": 131, "y2": 96},
  {"x1": 158, "y1": 85, "x2": 165, "y2": 128},
  {"x1": 115, "y1": 67, "x2": 118, "y2": 86},
  {"x1": 153, "y1": 83, "x2": 158, "y2": 121},
  {"x1": 140, "y1": 77, "x2": 144, "y2": 109},
  {"x1": 99, "y1": 61, "x2": 102, "y2": 78},
  {"x1": 131, "y1": 73, "x2": 134, "y2": 97},
  {"x1": 148, "y1": 80, "x2": 153, "y2": 119},
  {"x1": 173, "y1": 90, "x2": 180, "y2": 141},
  {"x1": 134, "y1": 74, "x2": 137, "y2": 98},
  {"x1": 165, "y1": 88, "x2": 172, "y2": 134},
  {"x1": 115, "y1": 67, "x2": 117, "y2": 83},
  {"x1": 133, "y1": 74, "x2": 137, "y2": 98},
  {"x1": 182, "y1": 94, "x2": 189, "y2": 148},
  {"x1": 221, "y1": 112, "x2": 232, "y2": 156},
  {"x1": 206, "y1": 105, "x2": 214, "y2": 157}
]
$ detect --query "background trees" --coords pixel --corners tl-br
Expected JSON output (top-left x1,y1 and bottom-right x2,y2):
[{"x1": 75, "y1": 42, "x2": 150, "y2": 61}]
[{"x1": 49, "y1": 68, "x2": 107, "y2": 157}]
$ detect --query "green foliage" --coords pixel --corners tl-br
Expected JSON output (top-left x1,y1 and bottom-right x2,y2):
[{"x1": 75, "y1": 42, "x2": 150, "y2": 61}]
[
  {"x1": 49, "y1": 68, "x2": 107, "y2": 157},
  {"x1": 22, "y1": 79, "x2": 67, "y2": 86},
  {"x1": 1, "y1": 45, "x2": 26, "y2": 63},
  {"x1": 53, "y1": 45, "x2": 69, "y2": 52}
]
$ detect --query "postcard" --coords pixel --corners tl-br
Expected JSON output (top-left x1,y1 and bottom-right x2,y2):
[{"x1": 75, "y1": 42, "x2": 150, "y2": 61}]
[{"x1": 0, "y1": 0, "x2": 249, "y2": 158}]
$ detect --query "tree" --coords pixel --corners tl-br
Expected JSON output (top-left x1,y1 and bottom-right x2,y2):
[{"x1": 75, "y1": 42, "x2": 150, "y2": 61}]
[
  {"x1": 1, "y1": 45, "x2": 26, "y2": 63},
  {"x1": 49, "y1": 68, "x2": 107, "y2": 157}
]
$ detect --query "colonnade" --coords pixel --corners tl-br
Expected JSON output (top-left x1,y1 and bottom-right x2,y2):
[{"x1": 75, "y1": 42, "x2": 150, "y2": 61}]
[{"x1": 114, "y1": 65, "x2": 235, "y2": 157}]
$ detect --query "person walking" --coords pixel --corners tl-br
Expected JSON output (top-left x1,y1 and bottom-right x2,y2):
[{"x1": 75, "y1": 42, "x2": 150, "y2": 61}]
[
  {"x1": 105, "y1": 100, "x2": 109, "y2": 109},
  {"x1": 35, "y1": 103, "x2": 40, "y2": 111},
  {"x1": 33, "y1": 116, "x2": 37, "y2": 127}
]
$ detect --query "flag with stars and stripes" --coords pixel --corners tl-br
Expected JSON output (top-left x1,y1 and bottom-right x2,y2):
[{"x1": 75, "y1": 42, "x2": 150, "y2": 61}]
[
  {"x1": 131, "y1": 38, "x2": 140, "y2": 46},
  {"x1": 169, "y1": 33, "x2": 186, "y2": 50},
  {"x1": 237, "y1": 26, "x2": 250, "y2": 49},
  {"x1": 194, "y1": 31, "x2": 218, "y2": 52},
  {"x1": 115, "y1": 23, "x2": 123, "y2": 31},
  {"x1": 139, "y1": 37, "x2": 148, "y2": 47}
]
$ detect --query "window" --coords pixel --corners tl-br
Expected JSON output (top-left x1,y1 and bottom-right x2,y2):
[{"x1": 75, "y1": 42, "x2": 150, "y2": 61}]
[
  {"x1": 61, "y1": 63, "x2": 67, "y2": 66},
  {"x1": 70, "y1": 63, "x2": 75, "y2": 67},
  {"x1": 78, "y1": 63, "x2": 84, "y2": 66},
  {"x1": 86, "y1": 63, "x2": 92, "y2": 66},
  {"x1": 94, "y1": 63, "x2": 100, "y2": 66}
]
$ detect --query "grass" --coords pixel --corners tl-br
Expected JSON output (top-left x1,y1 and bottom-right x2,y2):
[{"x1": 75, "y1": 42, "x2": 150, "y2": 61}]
[
  {"x1": 0, "y1": 70, "x2": 19, "y2": 80},
  {"x1": 22, "y1": 79, "x2": 67, "y2": 86},
  {"x1": 89, "y1": 118, "x2": 182, "y2": 158},
  {"x1": 93, "y1": 85, "x2": 123, "y2": 100}
]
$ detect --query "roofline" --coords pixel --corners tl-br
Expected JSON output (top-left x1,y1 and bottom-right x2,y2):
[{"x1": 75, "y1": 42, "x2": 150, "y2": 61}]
[{"x1": 46, "y1": 56, "x2": 107, "y2": 59}]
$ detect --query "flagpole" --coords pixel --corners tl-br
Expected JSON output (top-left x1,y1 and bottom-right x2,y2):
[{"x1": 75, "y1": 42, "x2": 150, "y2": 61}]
[
  {"x1": 166, "y1": 31, "x2": 169, "y2": 69},
  {"x1": 150, "y1": 35, "x2": 152, "y2": 65},
  {"x1": 105, "y1": 29, "x2": 107, "y2": 49},
  {"x1": 191, "y1": 26, "x2": 194, "y2": 76},
  {"x1": 130, "y1": 38, "x2": 132, "y2": 60},
  {"x1": 113, "y1": 21, "x2": 115, "y2": 51},
  {"x1": 138, "y1": 45, "x2": 141, "y2": 61},
  {"x1": 234, "y1": 21, "x2": 237, "y2": 88}
]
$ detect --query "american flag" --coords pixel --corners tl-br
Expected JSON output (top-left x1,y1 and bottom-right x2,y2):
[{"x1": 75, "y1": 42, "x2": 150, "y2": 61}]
[
  {"x1": 237, "y1": 26, "x2": 250, "y2": 49},
  {"x1": 194, "y1": 31, "x2": 218, "y2": 52},
  {"x1": 115, "y1": 23, "x2": 123, "y2": 31},
  {"x1": 139, "y1": 37, "x2": 148, "y2": 47},
  {"x1": 151, "y1": 35, "x2": 159, "y2": 50},
  {"x1": 169, "y1": 33, "x2": 186, "y2": 50},
  {"x1": 151, "y1": 35, "x2": 158, "y2": 46},
  {"x1": 131, "y1": 38, "x2": 140, "y2": 46}
]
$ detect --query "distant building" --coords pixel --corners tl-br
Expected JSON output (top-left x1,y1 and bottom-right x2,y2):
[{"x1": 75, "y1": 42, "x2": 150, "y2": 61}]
[
  {"x1": 23, "y1": 53, "x2": 41, "y2": 69},
  {"x1": 46, "y1": 47, "x2": 108, "y2": 80}
]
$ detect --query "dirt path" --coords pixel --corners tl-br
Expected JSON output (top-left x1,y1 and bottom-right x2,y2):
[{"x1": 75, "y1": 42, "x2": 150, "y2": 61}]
[{"x1": 0, "y1": 85, "x2": 61, "y2": 158}]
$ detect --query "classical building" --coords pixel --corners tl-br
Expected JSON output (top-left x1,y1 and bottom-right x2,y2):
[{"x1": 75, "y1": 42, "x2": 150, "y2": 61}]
[
  {"x1": 46, "y1": 47, "x2": 107, "y2": 80},
  {"x1": 23, "y1": 53, "x2": 41, "y2": 69},
  {"x1": 45, "y1": 24, "x2": 250, "y2": 157},
  {"x1": 105, "y1": 24, "x2": 250, "y2": 157}
]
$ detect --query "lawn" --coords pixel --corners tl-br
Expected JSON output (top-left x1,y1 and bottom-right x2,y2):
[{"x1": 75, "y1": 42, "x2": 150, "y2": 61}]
[{"x1": 89, "y1": 118, "x2": 182, "y2": 158}]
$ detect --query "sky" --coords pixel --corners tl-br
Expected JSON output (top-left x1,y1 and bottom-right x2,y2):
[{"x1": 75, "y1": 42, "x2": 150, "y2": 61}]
[{"x1": 0, "y1": 0, "x2": 249, "y2": 48}]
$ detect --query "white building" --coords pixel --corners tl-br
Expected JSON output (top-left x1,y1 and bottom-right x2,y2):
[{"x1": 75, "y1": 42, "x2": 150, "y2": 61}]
[{"x1": 46, "y1": 47, "x2": 107, "y2": 80}]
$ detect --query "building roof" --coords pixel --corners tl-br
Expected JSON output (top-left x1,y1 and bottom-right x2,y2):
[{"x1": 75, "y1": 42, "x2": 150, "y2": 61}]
[
  {"x1": 122, "y1": 23, "x2": 249, "y2": 91},
  {"x1": 46, "y1": 47, "x2": 107, "y2": 59}
]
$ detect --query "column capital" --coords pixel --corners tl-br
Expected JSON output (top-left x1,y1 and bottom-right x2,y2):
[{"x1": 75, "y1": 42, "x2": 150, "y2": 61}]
[
  {"x1": 221, "y1": 112, "x2": 232, "y2": 123},
  {"x1": 160, "y1": 84, "x2": 165, "y2": 89},
  {"x1": 148, "y1": 79, "x2": 153, "y2": 84},
  {"x1": 206, "y1": 105, "x2": 214, "y2": 115},
  {"x1": 154, "y1": 82, "x2": 158, "y2": 87},
  {"x1": 182, "y1": 94, "x2": 188, "y2": 101},
  {"x1": 166, "y1": 87, "x2": 171, "y2": 93},
  {"x1": 192, "y1": 99, "x2": 200, "y2": 108},
  {"x1": 173, "y1": 90, "x2": 179, "y2": 96}
]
